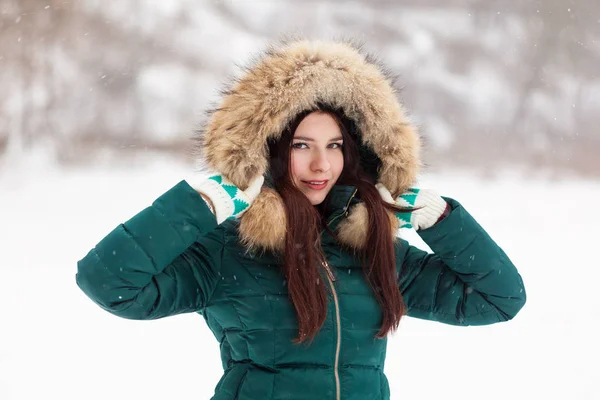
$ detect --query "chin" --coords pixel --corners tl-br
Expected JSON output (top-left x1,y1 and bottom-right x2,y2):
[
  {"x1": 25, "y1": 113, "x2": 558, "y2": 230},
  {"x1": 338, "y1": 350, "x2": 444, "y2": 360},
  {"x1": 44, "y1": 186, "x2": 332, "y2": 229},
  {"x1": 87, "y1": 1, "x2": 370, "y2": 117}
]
[
  {"x1": 296, "y1": 183, "x2": 333, "y2": 205},
  {"x1": 307, "y1": 193, "x2": 327, "y2": 205}
]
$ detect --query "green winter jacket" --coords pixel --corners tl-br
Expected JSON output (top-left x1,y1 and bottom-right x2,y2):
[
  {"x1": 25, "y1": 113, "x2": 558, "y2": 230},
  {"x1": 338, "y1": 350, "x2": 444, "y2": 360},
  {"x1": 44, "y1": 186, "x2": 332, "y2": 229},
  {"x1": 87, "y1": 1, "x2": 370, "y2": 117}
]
[{"x1": 76, "y1": 180, "x2": 526, "y2": 400}]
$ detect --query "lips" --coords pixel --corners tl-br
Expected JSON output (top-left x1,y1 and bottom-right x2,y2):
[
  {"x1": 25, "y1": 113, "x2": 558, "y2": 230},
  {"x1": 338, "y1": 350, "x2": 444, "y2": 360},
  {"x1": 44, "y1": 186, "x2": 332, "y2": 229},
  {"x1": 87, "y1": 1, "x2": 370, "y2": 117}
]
[{"x1": 301, "y1": 180, "x2": 329, "y2": 190}]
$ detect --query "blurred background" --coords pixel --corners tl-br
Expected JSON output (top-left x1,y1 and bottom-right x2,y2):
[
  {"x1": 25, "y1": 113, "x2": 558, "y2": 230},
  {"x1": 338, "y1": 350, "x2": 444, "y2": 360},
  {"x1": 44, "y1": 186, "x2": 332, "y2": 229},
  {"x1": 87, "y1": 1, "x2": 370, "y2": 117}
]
[
  {"x1": 1, "y1": 0, "x2": 598, "y2": 176},
  {"x1": 2, "y1": 1, "x2": 599, "y2": 400}
]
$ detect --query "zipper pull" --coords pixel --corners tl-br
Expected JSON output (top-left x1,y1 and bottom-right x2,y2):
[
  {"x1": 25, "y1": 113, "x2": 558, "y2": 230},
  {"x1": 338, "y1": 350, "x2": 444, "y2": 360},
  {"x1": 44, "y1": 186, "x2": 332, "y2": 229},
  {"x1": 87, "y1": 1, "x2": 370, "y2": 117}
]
[{"x1": 322, "y1": 260, "x2": 336, "y2": 282}]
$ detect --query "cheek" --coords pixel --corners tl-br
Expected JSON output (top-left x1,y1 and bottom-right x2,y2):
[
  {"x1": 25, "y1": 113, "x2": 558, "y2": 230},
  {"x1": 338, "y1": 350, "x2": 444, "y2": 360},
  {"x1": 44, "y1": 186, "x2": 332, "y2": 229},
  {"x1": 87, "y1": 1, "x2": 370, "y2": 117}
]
[
  {"x1": 333, "y1": 153, "x2": 344, "y2": 178},
  {"x1": 290, "y1": 152, "x2": 302, "y2": 180}
]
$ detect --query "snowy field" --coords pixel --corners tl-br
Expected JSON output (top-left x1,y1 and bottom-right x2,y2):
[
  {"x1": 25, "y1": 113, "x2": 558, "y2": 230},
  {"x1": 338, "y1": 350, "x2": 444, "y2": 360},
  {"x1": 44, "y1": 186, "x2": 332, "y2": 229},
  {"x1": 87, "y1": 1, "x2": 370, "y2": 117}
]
[{"x1": 1, "y1": 157, "x2": 599, "y2": 400}]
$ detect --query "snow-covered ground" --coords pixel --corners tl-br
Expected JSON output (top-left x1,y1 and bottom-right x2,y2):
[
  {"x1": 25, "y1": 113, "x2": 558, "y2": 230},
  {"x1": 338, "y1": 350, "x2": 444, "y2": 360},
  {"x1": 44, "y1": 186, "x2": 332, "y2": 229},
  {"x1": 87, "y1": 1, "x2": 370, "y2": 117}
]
[{"x1": 1, "y1": 157, "x2": 598, "y2": 399}]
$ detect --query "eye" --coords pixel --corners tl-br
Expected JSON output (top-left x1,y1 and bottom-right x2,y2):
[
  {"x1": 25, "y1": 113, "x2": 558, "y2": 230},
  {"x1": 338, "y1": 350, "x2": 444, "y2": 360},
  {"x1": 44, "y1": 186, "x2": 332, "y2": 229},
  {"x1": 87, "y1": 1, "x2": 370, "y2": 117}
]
[
  {"x1": 291, "y1": 142, "x2": 308, "y2": 149},
  {"x1": 329, "y1": 142, "x2": 343, "y2": 149}
]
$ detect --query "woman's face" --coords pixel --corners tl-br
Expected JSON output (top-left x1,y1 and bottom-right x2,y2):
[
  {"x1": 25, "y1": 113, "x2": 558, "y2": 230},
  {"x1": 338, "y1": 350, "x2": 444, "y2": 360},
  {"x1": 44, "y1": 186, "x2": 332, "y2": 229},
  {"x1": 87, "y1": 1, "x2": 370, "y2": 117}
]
[{"x1": 290, "y1": 111, "x2": 344, "y2": 205}]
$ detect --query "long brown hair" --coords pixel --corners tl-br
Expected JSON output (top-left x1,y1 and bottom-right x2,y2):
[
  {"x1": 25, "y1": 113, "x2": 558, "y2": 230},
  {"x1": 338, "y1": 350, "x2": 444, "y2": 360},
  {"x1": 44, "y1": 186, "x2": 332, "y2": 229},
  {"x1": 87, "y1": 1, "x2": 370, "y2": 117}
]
[{"x1": 268, "y1": 105, "x2": 406, "y2": 345}]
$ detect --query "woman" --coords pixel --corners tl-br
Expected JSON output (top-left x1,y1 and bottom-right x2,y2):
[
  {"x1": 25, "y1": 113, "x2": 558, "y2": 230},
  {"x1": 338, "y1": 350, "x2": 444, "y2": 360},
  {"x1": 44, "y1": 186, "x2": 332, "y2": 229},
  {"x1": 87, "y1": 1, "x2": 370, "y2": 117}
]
[{"x1": 76, "y1": 40, "x2": 526, "y2": 400}]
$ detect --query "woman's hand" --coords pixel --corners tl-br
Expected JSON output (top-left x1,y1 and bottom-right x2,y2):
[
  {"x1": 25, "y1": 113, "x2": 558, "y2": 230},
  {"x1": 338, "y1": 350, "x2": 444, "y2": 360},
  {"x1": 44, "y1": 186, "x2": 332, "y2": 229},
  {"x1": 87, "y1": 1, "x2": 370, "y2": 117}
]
[
  {"x1": 189, "y1": 173, "x2": 264, "y2": 224},
  {"x1": 376, "y1": 184, "x2": 449, "y2": 230}
]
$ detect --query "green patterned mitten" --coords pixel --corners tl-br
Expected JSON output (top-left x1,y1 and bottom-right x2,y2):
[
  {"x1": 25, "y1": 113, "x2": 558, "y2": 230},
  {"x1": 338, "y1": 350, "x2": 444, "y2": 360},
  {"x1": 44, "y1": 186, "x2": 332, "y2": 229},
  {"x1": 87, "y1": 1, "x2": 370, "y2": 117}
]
[
  {"x1": 376, "y1": 184, "x2": 448, "y2": 230},
  {"x1": 188, "y1": 173, "x2": 264, "y2": 224}
]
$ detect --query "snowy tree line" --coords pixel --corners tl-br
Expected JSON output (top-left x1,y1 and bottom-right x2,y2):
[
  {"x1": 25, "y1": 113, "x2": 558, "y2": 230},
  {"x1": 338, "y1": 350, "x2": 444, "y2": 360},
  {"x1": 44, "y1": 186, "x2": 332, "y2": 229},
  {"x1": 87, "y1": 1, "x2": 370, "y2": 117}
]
[{"x1": 1, "y1": 0, "x2": 598, "y2": 177}]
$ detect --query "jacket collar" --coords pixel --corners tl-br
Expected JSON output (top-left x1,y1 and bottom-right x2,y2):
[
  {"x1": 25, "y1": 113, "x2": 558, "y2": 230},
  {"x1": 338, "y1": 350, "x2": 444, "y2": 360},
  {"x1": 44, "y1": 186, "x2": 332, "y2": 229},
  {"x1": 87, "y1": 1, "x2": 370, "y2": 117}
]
[
  {"x1": 237, "y1": 183, "x2": 399, "y2": 254},
  {"x1": 323, "y1": 185, "x2": 358, "y2": 226}
]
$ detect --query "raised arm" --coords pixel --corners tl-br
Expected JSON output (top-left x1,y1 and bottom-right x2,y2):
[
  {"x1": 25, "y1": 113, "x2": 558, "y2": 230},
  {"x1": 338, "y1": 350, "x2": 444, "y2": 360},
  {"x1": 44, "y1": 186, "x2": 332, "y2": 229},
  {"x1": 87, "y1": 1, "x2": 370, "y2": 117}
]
[
  {"x1": 396, "y1": 197, "x2": 526, "y2": 326},
  {"x1": 75, "y1": 180, "x2": 224, "y2": 319}
]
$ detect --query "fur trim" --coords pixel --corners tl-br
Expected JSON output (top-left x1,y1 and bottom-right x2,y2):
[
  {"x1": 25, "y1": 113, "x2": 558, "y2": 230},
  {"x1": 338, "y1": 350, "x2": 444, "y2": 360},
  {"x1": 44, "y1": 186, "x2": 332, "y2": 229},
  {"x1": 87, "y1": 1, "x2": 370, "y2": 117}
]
[
  {"x1": 336, "y1": 202, "x2": 401, "y2": 252},
  {"x1": 195, "y1": 39, "x2": 421, "y2": 252},
  {"x1": 238, "y1": 187, "x2": 287, "y2": 253}
]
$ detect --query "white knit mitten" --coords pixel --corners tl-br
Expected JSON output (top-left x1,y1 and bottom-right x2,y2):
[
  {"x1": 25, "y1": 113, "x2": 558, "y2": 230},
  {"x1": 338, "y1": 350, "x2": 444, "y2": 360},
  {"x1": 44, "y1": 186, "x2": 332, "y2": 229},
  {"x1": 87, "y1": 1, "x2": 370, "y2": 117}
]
[
  {"x1": 186, "y1": 173, "x2": 264, "y2": 224},
  {"x1": 376, "y1": 185, "x2": 448, "y2": 230}
]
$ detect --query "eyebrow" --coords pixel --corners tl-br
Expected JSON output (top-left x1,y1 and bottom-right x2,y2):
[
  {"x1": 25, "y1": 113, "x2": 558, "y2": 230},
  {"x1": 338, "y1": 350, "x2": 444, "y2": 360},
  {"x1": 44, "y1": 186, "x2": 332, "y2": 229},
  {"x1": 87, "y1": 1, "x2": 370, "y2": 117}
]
[{"x1": 293, "y1": 136, "x2": 343, "y2": 142}]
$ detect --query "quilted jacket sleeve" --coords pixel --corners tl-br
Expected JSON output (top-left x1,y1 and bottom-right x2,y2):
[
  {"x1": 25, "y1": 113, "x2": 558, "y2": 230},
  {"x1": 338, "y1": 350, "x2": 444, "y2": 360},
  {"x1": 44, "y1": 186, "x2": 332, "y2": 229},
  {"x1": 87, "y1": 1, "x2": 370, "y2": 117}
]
[
  {"x1": 396, "y1": 198, "x2": 526, "y2": 326},
  {"x1": 76, "y1": 180, "x2": 224, "y2": 320}
]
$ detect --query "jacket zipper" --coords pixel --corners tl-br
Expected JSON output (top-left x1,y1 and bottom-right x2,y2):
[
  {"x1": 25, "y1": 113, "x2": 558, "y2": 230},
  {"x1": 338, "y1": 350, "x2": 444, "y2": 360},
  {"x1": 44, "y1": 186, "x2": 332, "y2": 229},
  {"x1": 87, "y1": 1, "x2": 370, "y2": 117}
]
[
  {"x1": 322, "y1": 260, "x2": 341, "y2": 400},
  {"x1": 321, "y1": 188, "x2": 356, "y2": 400}
]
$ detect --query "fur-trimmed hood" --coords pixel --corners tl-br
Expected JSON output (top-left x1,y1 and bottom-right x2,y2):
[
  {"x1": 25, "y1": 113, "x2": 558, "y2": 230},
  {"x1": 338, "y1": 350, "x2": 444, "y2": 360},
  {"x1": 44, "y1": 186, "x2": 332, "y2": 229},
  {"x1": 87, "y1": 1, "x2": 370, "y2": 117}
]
[{"x1": 195, "y1": 39, "x2": 421, "y2": 253}]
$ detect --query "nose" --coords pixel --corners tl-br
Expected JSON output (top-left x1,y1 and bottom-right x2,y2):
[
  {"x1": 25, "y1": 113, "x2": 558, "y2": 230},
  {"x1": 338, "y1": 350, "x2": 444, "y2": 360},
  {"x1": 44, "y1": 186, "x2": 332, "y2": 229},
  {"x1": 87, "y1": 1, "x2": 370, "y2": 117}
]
[{"x1": 310, "y1": 149, "x2": 330, "y2": 172}]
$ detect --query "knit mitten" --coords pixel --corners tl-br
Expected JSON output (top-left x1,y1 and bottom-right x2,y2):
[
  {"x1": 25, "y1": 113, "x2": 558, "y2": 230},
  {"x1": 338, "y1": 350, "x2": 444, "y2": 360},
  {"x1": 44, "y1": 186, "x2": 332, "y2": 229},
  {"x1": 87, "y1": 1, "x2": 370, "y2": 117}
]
[
  {"x1": 376, "y1": 184, "x2": 448, "y2": 230},
  {"x1": 186, "y1": 173, "x2": 264, "y2": 224}
]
